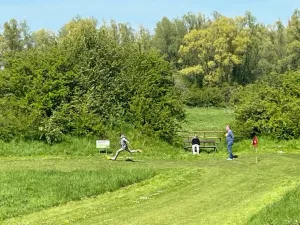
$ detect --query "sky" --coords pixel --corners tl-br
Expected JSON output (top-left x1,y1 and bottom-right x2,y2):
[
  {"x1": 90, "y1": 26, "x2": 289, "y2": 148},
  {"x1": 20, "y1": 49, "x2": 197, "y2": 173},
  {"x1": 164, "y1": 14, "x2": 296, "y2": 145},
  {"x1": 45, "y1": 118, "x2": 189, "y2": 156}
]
[{"x1": 0, "y1": 0, "x2": 299, "y2": 32}]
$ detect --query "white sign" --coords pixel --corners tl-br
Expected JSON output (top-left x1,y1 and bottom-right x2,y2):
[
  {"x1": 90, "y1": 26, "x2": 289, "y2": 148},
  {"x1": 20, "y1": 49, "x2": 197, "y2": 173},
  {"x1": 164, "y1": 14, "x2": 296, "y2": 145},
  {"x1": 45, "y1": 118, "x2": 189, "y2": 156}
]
[{"x1": 96, "y1": 140, "x2": 110, "y2": 149}]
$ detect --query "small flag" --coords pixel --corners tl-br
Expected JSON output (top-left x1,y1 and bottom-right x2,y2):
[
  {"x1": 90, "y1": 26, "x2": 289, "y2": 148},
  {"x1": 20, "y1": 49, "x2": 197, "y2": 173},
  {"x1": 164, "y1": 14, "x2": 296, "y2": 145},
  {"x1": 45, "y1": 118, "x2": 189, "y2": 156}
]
[{"x1": 252, "y1": 136, "x2": 258, "y2": 147}]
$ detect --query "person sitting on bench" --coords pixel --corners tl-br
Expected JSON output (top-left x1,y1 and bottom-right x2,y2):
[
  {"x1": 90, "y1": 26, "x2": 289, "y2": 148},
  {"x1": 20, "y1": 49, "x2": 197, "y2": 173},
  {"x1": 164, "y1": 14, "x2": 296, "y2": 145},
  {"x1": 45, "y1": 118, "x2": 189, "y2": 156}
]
[{"x1": 191, "y1": 135, "x2": 200, "y2": 154}]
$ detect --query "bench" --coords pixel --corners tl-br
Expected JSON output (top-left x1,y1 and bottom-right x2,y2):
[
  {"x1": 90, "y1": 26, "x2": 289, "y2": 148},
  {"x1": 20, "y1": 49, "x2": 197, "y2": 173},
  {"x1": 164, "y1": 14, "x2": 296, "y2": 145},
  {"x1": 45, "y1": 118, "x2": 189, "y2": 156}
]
[
  {"x1": 183, "y1": 139, "x2": 217, "y2": 152},
  {"x1": 179, "y1": 131, "x2": 224, "y2": 153}
]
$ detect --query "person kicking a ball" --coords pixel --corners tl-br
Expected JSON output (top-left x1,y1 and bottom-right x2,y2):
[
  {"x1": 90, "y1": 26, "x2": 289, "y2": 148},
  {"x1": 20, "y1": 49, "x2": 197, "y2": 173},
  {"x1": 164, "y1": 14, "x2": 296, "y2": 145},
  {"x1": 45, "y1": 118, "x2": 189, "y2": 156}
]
[{"x1": 110, "y1": 134, "x2": 142, "y2": 161}]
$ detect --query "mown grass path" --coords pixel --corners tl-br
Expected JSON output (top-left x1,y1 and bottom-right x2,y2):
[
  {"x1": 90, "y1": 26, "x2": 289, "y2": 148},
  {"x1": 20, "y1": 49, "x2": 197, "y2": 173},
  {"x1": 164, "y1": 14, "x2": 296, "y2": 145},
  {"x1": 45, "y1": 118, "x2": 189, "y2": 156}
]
[{"x1": 3, "y1": 153, "x2": 300, "y2": 225}]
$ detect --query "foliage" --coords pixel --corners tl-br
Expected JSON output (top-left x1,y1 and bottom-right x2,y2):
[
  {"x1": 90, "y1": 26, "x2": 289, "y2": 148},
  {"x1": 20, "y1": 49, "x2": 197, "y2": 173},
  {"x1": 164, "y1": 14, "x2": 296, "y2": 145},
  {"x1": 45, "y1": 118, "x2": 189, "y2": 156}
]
[
  {"x1": 185, "y1": 84, "x2": 239, "y2": 107},
  {"x1": 233, "y1": 70, "x2": 300, "y2": 139},
  {"x1": 0, "y1": 18, "x2": 184, "y2": 144},
  {"x1": 1, "y1": 9, "x2": 300, "y2": 142},
  {"x1": 179, "y1": 14, "x2": 260, "y2": 86},
  {"x1": 152, "y1": 12, "x2": 208, "y2": 65}
]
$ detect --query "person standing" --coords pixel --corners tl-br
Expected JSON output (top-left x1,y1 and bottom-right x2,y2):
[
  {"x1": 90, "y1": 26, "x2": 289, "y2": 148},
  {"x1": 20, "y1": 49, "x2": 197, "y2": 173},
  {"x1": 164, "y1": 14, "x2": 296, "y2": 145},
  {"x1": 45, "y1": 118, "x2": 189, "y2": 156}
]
[
  {"x1": 226, "y1": 125, "x2": 234, "y2": 160},
  {"x1": 191, "y1": 135, "x2": 200, "y2": 155},
  {"x1": 111, "y1": 134, "x2": 142, "y2": 161}
]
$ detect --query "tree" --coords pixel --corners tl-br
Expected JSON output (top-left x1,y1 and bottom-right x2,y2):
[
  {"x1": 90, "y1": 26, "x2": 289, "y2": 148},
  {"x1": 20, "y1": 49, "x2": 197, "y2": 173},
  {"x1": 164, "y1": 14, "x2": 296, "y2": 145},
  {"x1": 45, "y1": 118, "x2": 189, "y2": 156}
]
[
  {"x1": 286, "y1": 9, "x2": 300, "y2": 70},
  {"x1": 0, "y1": 19, "x2": 32, "y2": 52},
  {"x1": 233, "y1": 12, "x2": 266, "y2": 84},
  {"x1": 152, "y1": 17, "x2": 186, "y2": 64},
  {"x1": 32, "y1": 29, "x2": 57, "y2": 49},
  {"x1": 123, "y1": 51, "x2": 185, "y2": 141},
  {"x1": 233, "y1": 71, "x2": 300, "y2": 139},
  {"x1": 182, "y1": 12, "x2": 208, "y2": 32},
  {"x1": 179, "y1": 16, "x2": 250, "y2": 86},
  {"x1": 258, "y1": 20, "x2": 288, "y2": 75},
  {"x1": 135, "y1": 26, "x2": 153, "y2": 53}
]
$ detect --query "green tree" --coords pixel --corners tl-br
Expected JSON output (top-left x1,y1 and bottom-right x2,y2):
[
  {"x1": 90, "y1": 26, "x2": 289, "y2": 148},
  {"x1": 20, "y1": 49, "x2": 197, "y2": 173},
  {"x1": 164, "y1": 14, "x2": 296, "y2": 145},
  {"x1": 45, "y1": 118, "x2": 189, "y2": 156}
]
[
  {"x1": 135, "y1": 26, "x2": 153, "y2": 53},
  {"x1": 0, "y1": 19, "x2": 32, "y2": 52},
  {"x1": 233, "y1": 71, "x2": 300, "y2": 139},
  {"x1": 32, "y1": 29, "x2": 57, "y2": 49},
  {"x1": 286, "y1": 9, "x2": 300, "y2": 70},
  {"x1": 123, "y1": 51, "x2": 185, "y2": 141},
  {"x1": 153, "y1": 17, "x2": 186, "y2": 64},
  {"x1": 179, "y1": 16, "x2": 250, "y2": 86},
  {"x1": 182, "y1": 12, "x2": 208, "y2": 32}
]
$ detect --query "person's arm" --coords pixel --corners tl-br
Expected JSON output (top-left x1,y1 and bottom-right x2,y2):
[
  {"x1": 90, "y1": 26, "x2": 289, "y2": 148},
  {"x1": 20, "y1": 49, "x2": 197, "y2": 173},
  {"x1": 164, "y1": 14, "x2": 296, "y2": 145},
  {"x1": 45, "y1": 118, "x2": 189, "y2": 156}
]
[
  {"x1": 229, "y1": 130, "x2": 234, "y2": 140},
  {"x1": 124, "y1": 138, "x2": 129, "y2": 144}
]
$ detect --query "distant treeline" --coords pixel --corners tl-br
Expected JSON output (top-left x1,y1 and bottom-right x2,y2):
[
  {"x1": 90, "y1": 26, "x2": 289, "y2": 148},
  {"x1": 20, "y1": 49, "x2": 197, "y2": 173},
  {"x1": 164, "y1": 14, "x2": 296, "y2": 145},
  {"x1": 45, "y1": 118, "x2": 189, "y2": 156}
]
[{"x1": 0, "y1": 9, "x2": 300, "y2": 142}]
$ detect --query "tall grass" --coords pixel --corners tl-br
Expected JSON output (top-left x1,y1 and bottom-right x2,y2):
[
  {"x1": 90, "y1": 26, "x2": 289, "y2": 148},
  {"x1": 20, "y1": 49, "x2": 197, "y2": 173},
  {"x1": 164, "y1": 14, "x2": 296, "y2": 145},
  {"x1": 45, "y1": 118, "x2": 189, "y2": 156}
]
[
  {"x1": 0, "y1": 133, "x2": 181, "y2": 158},
  {"x1": 0, "y1": 168, "x2": 155, "y2": 221}
]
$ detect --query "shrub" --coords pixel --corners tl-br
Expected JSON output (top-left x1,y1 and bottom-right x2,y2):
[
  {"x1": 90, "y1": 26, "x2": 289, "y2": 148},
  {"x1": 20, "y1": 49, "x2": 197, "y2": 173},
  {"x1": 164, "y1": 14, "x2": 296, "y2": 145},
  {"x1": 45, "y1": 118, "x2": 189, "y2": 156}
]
[
  {"x1": 233, "y1": 71, "x2": 300, "y2": 139},
  {"x1": 185, "y1": 83, "x2": 239, "y2": 107}
]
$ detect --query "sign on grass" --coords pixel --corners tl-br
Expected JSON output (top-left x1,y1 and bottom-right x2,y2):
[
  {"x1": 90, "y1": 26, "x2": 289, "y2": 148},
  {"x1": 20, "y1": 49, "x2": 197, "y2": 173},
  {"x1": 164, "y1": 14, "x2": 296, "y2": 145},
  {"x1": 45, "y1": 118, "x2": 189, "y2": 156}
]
[{"x1": 96, "y1": 140, "x2": 110, "y2": 149}]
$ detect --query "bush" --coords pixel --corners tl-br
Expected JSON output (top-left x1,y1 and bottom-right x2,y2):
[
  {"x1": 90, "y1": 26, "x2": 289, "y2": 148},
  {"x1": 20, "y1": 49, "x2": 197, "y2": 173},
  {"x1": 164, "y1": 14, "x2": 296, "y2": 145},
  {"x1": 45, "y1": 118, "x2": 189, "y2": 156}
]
[
  {"x1": 0, "y1": 26, "x2": 184, "y2": 143},
  {"x1": 233, "y1": 71, "x2": 300, "y2": 139},
  {"x1": 185, "y1": 84, "x2": 239, "y2": 107}
]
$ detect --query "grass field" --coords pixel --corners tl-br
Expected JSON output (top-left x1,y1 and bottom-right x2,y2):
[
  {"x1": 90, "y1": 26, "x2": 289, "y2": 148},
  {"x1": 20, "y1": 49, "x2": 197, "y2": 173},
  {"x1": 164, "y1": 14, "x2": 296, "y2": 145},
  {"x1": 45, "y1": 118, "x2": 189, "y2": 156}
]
[
  {"x1": 1, "y1": 108, "x2": 300, "y2": 225},
  {"x1": 181, "y1": 107, "x2": 234, "y2": 132}
]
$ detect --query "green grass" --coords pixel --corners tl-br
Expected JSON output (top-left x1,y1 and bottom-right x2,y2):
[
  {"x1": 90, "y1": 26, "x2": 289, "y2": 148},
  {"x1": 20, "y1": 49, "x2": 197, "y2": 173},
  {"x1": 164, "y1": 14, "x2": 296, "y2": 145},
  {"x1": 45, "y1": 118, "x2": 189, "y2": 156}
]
[
  {"x1": 2, "y1": 153, "x2": 300, "y2": 225},
  {"x1": 181, "y1": 107, "x2": 234, "y2": 132},
  {"x1": 0, "y1": 130, "x2": 182, "y2": 158},
  {"x1": 247, "y1": 184, "x2": 300, "y2": 225},
  {"x1": 1, "y1": 107, "x2": 300, "y2": 224},
  {"x1": 0, "y1": 160, "x2": 155, "y2": 221}
]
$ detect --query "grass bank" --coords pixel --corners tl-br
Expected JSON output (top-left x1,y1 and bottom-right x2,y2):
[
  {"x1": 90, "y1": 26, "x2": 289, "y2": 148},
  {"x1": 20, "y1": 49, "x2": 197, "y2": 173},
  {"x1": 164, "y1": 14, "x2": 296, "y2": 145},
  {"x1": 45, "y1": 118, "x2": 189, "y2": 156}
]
[
  {"x1": 3, "y1": 153, "x2": 300, "y2": 225},
  {"x1": 0, "y1": 159, "x2": 155, "y2": 221},
  {"x1": 1, "y1": 107, "x2": 300, "y2": 224}
]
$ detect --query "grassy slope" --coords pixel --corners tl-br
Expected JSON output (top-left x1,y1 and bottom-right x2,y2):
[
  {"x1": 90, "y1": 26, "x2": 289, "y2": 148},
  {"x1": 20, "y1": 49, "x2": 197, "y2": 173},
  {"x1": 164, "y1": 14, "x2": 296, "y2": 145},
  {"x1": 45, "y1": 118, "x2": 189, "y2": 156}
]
[
  {"x1": 247, "y1": 182, "x2": 300, "y2": 225},
  {"x1": 3, "y1": 154, "x2": 300, "y2": 225},
  {"x1": 2, "y1": 108, "x2": 300, "y2": 225},
  {"x1": 0, "y1": 157, "x2": 155, "y2": 221},
  {"x1": 181, "y1": 107, "x2": 234, "y2": 132}
]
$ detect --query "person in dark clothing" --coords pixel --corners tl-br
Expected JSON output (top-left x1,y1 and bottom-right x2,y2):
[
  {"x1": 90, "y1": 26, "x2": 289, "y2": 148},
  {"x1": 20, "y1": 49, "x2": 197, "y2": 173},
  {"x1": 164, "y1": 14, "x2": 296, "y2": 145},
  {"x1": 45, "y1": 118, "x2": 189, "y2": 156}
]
[{"x1": 191, "y1": 135, "x2": 200, "y2": 154}]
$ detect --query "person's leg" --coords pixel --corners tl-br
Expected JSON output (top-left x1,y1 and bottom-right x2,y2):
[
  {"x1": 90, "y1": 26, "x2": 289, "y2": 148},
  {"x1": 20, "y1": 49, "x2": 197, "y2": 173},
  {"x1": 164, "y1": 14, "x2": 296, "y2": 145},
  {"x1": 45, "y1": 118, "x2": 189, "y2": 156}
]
[
  {"x1": 196, "y1": 144, "x2": 200, "y2": 154},
  {"x1": 111, "y1": 148, "x2": 124, "y2": 160},
  {"x1": 227, "y1": 143, "x2": 233, "y2": 159},
  {"x1": 192, "y1": 145, "x2": 196, "y2": 154},
  {"x1": 126, "y1": 148, "x2": 138, "y2": 153}
]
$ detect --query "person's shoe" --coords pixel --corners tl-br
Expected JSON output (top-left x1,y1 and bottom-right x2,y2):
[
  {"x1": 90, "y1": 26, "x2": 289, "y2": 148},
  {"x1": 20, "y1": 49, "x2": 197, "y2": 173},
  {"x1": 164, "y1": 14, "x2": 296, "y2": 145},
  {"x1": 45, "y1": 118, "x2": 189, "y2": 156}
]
[
  {"x1": 227, "y1": 158, "x2": 233, "y2": 160},
  {"x1": 137, "y1": 149, "x2": 143, "y2": 153}
]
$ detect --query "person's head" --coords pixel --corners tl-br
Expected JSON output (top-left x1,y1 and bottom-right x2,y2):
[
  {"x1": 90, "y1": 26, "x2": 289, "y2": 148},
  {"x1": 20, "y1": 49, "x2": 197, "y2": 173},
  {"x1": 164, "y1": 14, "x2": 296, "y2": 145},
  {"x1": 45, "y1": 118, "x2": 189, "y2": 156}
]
[
  {"x1": 226, "y1": 125, "x2": 231, "y2": 131},
  {"x1": 120, "y1": 134, "x2": 125, "y2": 138}
]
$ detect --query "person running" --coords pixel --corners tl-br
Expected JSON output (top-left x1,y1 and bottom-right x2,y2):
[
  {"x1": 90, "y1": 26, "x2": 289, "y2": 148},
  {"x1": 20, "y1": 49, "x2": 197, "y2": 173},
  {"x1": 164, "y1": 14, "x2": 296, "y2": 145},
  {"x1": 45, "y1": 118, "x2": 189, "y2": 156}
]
[
  {"x1": 111, "y1": 134, "x2": 142, "y2": 161},
  {"x1": 225, "y1": 125, "x2": 234, "y2": 160},
  {"x1": 191, "y1": 135, "x2": 200, "y2": 154}
]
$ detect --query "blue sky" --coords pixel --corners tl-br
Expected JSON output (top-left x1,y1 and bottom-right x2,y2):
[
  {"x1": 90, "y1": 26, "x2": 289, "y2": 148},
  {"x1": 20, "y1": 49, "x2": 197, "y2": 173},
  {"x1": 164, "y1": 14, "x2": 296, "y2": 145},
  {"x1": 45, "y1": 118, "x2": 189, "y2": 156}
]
[{"x1": 0, "y1": 0, "x2": 299, "y2": 32}]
